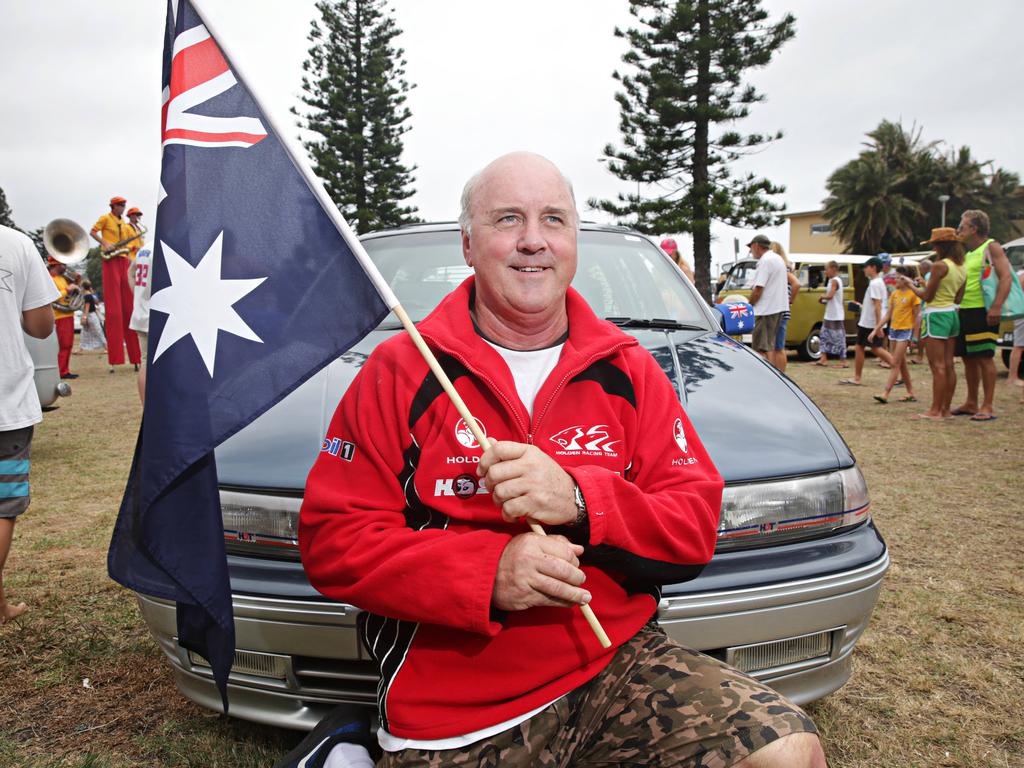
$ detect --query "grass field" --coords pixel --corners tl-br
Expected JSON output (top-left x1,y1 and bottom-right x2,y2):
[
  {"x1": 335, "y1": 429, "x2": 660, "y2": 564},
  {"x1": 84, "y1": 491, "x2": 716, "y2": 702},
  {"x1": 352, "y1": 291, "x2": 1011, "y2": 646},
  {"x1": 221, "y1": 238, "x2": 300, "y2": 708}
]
[{"x1": 1, "y1": 348, "x2": 1021, "y2": 767}]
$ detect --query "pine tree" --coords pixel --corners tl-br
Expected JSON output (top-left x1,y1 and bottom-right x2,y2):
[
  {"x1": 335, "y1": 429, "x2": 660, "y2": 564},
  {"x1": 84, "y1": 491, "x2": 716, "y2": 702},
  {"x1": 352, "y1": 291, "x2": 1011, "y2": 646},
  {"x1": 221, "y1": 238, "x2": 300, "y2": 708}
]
[
  {"x1": 295, "y1": 0, "x2": 418, "y2": 234},
  {"x1": 0, "y1": 186, "x2": 16, "y2": 229},
  {"x1": 590, "y1": 0, "x2": 795, "y2": 300}
]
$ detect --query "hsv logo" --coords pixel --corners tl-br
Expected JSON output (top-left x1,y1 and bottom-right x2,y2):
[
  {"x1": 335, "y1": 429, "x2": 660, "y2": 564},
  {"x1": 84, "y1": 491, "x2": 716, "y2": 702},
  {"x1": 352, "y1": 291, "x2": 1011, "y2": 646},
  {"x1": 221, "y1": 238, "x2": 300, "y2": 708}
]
[
  {"x1": 320, "y1": 436, "x2": 356, "y2": 462},
  {"x1": 435, "y1": 475, "x2": 489, "y2": 498},
  {"x1": 549, "y1": 425, "x2": 619, "y2": 457},
  {"x1": 455, "y1": 417, "x2": 486, "y2": 450}
]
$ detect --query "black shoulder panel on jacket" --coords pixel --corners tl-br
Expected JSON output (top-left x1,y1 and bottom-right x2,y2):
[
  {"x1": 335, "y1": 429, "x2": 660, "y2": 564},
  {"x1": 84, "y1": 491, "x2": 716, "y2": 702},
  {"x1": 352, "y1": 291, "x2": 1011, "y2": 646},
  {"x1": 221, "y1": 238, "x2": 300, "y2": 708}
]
[
  {"x1": 570, "y1": 359, "x2": 636, "y2": 409},
  {"x1": 408, "y1": 353, "x2": 471, "y2": 429},
  {"x1": 583, "y1": 544, "x2": 706, "y2": 586}
]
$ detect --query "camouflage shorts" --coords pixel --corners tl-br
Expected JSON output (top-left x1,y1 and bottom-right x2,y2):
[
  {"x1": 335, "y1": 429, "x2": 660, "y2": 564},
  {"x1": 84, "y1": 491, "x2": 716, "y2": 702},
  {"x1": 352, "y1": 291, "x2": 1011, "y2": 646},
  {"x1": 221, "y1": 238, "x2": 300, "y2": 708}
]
[{"x1": 379, "y1": 621, "x2": 817, "y2": 768}]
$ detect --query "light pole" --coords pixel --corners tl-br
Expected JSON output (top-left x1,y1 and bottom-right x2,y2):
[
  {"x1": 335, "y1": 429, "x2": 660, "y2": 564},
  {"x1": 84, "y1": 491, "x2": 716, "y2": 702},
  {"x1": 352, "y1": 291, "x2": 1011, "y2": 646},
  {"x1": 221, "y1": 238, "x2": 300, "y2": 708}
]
[{"x1": 938, "y1": 194, "x2": 950, "y2": 227}]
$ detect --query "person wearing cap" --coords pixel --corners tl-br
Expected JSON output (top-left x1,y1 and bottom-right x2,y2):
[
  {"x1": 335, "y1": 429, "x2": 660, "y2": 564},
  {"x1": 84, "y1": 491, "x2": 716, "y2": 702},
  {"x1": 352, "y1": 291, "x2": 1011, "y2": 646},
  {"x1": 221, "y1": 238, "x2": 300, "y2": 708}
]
[
  {"x1": 660, "y1": 238, "x2": 694, "y2": 283},
  {"x1": 839, "y1": 257, "x2": 894, "y2": 385},
  {"x1": 90, "y1": 196, "x2": 142, "y2": 372},
  {"x1": 46, "y1": 257, "x2": 79, "y2": 379},
  {"x1": 126, "y1": 207, "x2": 145, "y2": 262},
  {"x1": 897, "y1": 228, "x2": 965, "y2": 420},
  {"x1": 746, "y1": 234, "x2": 788, "y2": 368},
  {"x1": 950, "y1": 209, "x2": 1013, "y2": 421}
]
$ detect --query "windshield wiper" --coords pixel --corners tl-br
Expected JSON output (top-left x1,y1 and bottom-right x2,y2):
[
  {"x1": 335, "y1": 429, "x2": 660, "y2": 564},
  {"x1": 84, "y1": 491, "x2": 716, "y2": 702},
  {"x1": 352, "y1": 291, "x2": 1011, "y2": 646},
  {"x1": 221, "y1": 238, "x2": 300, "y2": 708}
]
[{"x1": 605, "y1": 317, "x2": 706, "y2": 331}]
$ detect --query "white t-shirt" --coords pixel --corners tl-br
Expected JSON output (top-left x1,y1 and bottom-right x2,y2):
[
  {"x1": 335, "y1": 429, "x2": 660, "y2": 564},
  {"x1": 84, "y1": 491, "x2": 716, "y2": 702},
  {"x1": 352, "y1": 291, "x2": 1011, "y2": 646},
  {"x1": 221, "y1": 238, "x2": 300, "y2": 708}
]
[
  {"x1": 751, "y1": 251, "x2": 788, "y2": 315},
  {"x1": 859, "y1": 276, "x2": 887, "y2": 329},
  {"x1": 130, "y1": 248, "x2": 152, "y2": 334},
  {"x1": 823, "y1": 276, "x2": 845, "y2": 321},
  {"x1": 0, "y1": 226, "x2": 60, "y2": 430}
]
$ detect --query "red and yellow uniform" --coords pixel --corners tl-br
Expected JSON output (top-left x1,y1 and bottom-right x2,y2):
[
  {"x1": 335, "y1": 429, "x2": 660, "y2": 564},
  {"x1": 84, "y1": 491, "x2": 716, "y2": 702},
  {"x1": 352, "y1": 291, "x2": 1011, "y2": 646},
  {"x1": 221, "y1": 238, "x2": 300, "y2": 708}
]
[
  {"x1": 92, "y1": 211, "x2": 141, "y2": 366},
  {"x1": 50, "y1": 271, "x2": 75, "y2": 376}
]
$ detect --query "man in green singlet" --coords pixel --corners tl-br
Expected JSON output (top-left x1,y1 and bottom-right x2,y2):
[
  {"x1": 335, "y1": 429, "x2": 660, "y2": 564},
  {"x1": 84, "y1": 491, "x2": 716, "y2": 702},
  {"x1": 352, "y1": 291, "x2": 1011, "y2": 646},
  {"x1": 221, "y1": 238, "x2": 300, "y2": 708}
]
[{"x1": 952, "y1": 209, "x2": 1013, "y2": 421}]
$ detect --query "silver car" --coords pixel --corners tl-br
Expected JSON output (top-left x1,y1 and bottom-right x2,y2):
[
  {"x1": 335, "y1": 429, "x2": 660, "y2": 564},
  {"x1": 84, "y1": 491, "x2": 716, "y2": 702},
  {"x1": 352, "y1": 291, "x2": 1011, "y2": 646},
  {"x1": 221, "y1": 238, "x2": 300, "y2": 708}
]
[{"x1": 135, "y1": 223, "x2": 888, "y2": 729}]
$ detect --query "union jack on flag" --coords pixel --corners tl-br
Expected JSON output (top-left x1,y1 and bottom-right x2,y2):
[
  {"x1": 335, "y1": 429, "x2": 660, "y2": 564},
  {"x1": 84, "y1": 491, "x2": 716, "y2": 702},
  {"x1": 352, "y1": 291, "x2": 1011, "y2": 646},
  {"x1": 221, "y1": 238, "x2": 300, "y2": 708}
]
[
  {"x1": 161, "y1": 2, "x2": 268, "y2": 148},
  {"x1": 729, "y1": 303, "x2": 751, "y2": 318}
]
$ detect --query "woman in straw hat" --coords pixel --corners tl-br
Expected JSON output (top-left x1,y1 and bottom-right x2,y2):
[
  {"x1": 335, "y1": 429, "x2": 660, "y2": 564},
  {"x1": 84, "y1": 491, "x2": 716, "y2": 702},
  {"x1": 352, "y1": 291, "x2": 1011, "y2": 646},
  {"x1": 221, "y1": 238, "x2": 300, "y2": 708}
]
[{"x1": 898, "y1": 227, "x2": 965, "y2": 420}]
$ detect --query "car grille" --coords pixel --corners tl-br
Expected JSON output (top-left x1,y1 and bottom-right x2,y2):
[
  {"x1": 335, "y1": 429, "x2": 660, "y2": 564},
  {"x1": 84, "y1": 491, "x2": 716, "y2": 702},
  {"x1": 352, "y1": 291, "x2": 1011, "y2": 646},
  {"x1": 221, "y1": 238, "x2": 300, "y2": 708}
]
[{"x1": 291, "y1": 656, "x2": 379, "y2": 704}]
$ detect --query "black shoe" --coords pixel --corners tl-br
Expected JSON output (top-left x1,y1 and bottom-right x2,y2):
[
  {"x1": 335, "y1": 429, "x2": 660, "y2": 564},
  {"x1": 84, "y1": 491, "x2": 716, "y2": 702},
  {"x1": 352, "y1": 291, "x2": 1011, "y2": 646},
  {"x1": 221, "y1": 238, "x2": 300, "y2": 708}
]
[
  {"x1": 273, "y1": 703, "x2": 375, "y2": 768},
  {"x1": 60, "y1": 373, "x2": 79, "y2": 379},
  {"x1": 134, "y1": 363, "x2": 140, "y2": 372}
]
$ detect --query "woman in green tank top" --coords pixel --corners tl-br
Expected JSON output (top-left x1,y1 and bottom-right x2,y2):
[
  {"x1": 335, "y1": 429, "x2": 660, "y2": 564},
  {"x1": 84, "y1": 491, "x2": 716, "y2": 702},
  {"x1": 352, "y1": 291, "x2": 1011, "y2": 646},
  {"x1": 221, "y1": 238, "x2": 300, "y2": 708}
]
[{"x1": 901, "y1": 229, "x2": 965, "y2": 419}]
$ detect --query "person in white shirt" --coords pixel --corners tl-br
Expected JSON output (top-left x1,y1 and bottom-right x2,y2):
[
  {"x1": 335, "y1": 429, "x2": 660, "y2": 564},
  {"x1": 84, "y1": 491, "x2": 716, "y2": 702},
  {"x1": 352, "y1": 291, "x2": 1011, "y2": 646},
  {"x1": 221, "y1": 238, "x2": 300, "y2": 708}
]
[
  {"x1": 129, "y1": 247, "x2": 153, "y2": 404},
  {"x1": 817, "y1": 260, "x2": 848, "y2": 367},
  {"x1": 839, "y1": 257, "x2": 893, "y2": 385},
  {"x1": 0, "y1": 225, "x2": 58, "y2": 623},
  {"x1": 747, "y1": 234, "x2": 788, "y2": 368}
]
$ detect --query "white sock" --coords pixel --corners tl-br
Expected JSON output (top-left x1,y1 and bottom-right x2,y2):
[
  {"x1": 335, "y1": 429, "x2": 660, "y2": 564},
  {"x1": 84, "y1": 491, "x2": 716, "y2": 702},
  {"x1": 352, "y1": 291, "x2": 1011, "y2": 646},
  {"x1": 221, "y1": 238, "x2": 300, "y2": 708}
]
[{"x1": 323, "y1": 742, "x2": 375, "y2": 768}]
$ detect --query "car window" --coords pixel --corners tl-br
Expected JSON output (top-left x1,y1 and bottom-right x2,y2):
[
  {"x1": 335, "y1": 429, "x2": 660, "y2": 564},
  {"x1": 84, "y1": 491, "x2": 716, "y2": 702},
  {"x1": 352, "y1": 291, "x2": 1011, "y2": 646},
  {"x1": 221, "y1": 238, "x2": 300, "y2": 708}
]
[
  {"x1": 721, "y1": 260, "x2": 757, "y2": 290},
  {"x1": 1006, "y1": 245, "x2": 1024, "y2": 273},
  {"x1": 361, "y1": 229, "x2": 711, "y2": 327}
]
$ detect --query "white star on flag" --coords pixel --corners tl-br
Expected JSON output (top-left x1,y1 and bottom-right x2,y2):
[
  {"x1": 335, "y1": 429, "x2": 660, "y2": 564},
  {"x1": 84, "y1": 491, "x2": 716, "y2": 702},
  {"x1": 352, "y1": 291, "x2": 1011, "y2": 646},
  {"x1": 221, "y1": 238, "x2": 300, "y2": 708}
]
[{"x1": 149, "y1": 233, "x2": 266, "y2": 376}]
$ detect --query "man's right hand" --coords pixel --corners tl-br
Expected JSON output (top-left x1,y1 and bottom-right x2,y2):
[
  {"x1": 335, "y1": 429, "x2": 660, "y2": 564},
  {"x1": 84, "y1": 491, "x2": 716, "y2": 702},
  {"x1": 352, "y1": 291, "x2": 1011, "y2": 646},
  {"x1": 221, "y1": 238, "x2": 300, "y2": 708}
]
[{"x1": 493, "y1": 533, "x2": 590, "y2": 611}]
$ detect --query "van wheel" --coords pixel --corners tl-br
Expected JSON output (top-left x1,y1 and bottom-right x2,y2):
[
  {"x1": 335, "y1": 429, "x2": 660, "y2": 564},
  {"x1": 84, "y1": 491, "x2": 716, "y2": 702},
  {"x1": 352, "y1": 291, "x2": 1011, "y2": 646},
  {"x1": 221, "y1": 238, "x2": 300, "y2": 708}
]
[{"x1": 798, "y1": 326, "x2": 822, "y2": 361}]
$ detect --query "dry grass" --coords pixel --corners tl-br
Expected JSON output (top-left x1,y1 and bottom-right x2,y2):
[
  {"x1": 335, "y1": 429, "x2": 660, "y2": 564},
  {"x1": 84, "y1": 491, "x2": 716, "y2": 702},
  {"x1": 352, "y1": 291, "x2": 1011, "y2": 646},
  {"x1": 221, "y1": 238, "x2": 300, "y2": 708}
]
[{"x1": 1, "y1": 348, "x2": 1021, "y2": 767}]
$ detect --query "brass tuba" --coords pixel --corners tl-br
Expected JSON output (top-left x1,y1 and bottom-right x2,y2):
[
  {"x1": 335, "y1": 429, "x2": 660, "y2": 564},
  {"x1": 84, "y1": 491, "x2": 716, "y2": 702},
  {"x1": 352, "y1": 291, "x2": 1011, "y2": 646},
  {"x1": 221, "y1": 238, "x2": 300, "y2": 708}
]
[
  {"x1": 43, "y1": 219, "x2": 88, "y2": 312},
  {"x1": 43, "y1": 218, "x2": 90, "y2": 265}
]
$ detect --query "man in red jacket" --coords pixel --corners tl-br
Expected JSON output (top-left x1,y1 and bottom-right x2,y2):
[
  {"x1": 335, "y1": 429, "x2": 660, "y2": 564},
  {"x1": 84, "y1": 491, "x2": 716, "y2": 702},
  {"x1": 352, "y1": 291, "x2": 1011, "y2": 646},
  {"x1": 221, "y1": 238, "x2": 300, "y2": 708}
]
[{"x1": 299, "y1": 153, "x2": 825, "y2": 768}]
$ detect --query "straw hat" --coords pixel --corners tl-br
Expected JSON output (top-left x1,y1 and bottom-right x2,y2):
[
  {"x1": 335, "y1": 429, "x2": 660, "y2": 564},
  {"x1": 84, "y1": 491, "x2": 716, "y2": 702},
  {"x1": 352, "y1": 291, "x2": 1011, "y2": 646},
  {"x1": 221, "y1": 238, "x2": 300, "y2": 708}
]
[{"x1": 920, "y1": 227, "x2": 959, "y2": 245}]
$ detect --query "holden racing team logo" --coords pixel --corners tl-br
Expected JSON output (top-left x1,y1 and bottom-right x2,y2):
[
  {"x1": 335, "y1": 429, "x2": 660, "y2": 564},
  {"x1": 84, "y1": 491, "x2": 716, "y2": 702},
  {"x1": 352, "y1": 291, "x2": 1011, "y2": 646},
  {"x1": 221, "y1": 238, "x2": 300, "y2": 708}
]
[
  {"x1": 455, "y1": 417, "x2": 486, "y2": 449},
  {"x1": 549, "y1": 425, "x2": 619, "y2": 456},
  {"x1": 673, "y1": 418, "x2": 688, "y2": 453}
]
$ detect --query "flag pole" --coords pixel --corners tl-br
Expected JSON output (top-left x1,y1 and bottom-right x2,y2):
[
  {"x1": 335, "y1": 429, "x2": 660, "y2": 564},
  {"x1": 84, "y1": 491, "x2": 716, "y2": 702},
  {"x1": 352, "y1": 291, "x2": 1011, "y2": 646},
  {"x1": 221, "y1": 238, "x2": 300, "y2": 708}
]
[{"x1": 190, "y1": 0, "x2": 610, "y2": 649}]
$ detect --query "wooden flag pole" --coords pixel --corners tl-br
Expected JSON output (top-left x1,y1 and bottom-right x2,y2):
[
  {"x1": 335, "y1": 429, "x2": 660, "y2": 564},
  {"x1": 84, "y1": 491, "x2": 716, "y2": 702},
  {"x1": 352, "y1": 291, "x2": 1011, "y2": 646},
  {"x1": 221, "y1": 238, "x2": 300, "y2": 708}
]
[{"x1": 392, "y1": 305, "x2": 612, "y2": 649}]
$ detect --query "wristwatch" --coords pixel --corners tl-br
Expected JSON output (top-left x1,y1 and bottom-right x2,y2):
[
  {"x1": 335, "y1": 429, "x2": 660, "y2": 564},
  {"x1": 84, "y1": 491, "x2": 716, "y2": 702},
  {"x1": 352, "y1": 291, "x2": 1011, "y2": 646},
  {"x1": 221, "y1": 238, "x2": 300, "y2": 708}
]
[{"x1": 571, "y1": 481, "x2": 588, "y2": 527}]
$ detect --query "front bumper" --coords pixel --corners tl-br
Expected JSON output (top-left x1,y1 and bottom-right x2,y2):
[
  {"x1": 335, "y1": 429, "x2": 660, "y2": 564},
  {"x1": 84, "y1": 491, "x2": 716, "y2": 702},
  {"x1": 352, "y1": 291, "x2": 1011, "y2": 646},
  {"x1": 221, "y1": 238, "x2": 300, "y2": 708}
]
[{"x1": 136, "y1": 544, "x2": 888, "y2": 731}]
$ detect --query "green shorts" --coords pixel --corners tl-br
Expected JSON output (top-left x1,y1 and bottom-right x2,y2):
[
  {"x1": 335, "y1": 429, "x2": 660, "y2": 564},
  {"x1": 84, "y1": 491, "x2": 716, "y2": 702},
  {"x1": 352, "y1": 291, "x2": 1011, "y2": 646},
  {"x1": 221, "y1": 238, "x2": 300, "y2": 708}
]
[{"x1": 922, "y1": 310, "x2": 959, "y2": 340}]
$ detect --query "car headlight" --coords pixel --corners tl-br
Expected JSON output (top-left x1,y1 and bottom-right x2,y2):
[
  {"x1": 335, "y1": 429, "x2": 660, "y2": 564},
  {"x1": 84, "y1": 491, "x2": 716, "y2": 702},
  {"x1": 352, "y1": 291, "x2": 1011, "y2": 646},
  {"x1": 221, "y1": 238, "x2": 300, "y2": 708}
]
[
  {"x1": 715, "y1": 466, "x2": 870, "y2": 552},
  {"x1": 221, "y1": 489, "x2": 301, "y2": 559}
]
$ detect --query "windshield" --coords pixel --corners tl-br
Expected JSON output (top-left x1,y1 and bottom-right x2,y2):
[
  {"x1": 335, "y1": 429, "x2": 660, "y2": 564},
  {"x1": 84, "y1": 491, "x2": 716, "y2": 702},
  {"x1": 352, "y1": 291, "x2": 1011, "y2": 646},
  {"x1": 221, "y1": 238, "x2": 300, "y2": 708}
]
[{"x1": 361, "y1": 229, "x2": 710, "y2": 327}]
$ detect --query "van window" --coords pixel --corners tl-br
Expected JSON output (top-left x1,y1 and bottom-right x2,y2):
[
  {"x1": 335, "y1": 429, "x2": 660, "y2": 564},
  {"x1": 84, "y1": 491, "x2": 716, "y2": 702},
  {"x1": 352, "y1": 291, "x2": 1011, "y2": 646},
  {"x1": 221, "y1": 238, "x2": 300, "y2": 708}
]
[
  {"x1": 722, "y1": 261, "x2": 758, "y2": 290},
  {"x1": 1006, "y1": 245, "x2": 1024, "y2": 273}
]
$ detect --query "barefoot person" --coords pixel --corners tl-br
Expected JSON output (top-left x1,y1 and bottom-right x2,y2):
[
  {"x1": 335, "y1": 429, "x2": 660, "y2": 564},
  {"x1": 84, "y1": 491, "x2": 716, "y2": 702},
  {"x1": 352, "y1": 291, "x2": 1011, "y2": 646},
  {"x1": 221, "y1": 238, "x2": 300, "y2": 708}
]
[
  {"x1": 818, "y1": 260, "x2": 847, "y2": 367},
  {"x1": 901, "y1": 228, "x2": 966, "y2": 420},
  {"x1": 0, "y1": 225, "x2": 59, "y2": 623},
  {"x1": 299, "y1": 153, "x2": 826, "y2": 767},
  {"x1": 872, "y1": 266, "x2": 920, "y2": 404}
]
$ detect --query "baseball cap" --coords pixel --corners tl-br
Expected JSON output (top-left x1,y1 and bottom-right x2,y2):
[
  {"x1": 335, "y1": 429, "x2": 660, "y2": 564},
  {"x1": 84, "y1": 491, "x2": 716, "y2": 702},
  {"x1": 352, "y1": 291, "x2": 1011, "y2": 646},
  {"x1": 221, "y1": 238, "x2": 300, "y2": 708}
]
[
  {"x1": 864, "y1": 257, "x2": 884, "y2": 270},
  {"x1": 746, "y1": 234, "x2": 771, "y2": 248},
  {"x1": 110, "y1": 195, "x2": 127, "y2": 205},
  {"x1": 877, "y1": 252, "x2": 892, "y2": 265},
  {"x1": 127, "y1": 207, "x2": 142, "y2": 217},
  {"x1": 660, "y1": 238, "x2": 678, "y2": 252}
]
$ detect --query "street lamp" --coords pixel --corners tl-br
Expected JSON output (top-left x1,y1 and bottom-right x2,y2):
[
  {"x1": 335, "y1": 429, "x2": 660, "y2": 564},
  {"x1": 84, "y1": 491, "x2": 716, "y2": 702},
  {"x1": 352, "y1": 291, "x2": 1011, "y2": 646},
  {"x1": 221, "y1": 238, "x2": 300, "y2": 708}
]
[{"x1": 938, "y1": 194, "x2": 950, "y2": 227}]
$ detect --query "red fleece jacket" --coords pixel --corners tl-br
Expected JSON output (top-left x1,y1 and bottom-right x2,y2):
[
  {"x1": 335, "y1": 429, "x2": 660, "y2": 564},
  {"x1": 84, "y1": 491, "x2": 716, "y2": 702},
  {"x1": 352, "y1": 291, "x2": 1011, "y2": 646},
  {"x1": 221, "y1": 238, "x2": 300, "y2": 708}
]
[{"x1": 299, "y1": 278, "x2": 723, "y2": 739}]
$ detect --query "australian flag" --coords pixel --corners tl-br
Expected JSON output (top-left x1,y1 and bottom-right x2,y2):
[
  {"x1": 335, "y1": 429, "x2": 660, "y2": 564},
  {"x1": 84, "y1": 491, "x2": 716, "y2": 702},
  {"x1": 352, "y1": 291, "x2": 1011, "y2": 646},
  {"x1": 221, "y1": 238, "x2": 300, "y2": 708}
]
[{"x1": 108, "y1": 0, "x2": 392, "y2": 709}]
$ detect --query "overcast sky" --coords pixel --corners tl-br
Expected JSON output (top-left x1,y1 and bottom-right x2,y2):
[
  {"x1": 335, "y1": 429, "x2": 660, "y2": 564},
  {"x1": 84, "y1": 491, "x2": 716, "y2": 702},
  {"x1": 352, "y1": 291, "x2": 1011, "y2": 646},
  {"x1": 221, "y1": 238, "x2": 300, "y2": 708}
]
[{"x1": 2, "y1": 0, "x2": 1021, "y2": 272}]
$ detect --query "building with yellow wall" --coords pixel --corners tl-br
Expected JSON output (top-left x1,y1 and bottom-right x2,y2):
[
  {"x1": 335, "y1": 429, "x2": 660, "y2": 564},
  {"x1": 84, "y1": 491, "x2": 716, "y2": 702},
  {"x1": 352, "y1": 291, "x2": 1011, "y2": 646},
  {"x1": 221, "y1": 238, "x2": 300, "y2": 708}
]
[{"x1": 785, "y1": 209, "x2": 844, "y2": 254}]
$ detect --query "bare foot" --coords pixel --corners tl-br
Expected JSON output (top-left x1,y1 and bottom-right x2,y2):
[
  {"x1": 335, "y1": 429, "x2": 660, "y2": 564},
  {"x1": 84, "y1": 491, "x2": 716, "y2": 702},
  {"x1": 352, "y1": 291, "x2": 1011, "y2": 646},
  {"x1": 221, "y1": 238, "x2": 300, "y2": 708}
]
[{"x1": 0, "y1": 601, "x2": 28, "y2": 624}]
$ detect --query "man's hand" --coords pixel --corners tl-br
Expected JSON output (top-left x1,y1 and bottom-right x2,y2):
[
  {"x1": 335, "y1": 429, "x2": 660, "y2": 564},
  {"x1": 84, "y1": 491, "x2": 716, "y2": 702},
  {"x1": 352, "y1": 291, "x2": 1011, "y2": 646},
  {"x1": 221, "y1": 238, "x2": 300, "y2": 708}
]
[
  {"x1": 477, "y1": 441, "x2": 576, "y2": 526},
  {"x1": 986, "y1": 306, "x2": 1002, "y2": 326},
  {"x1": 493, "y1": 533, "x2": 590, "y2": 611}
]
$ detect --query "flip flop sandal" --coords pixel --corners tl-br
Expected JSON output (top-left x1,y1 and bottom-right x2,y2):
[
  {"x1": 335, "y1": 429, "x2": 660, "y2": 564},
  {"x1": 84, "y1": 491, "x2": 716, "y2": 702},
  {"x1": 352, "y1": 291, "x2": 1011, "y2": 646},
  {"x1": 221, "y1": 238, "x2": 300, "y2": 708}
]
[
  {"x1": 873, "y1": 394, "x2": 888, "y2": 404},
  {"x1": 899, "y1": 396, "x2": 917, "y2": 402},
  {"x1": 950, "y1": 408, "x2": 975, "y2": 416},
  {"x1": 969, "y1": 413, "x2": 998, "y2": 422},
  {"x1": 838, "y1": 379, "x2": 862, "y2": 386}
]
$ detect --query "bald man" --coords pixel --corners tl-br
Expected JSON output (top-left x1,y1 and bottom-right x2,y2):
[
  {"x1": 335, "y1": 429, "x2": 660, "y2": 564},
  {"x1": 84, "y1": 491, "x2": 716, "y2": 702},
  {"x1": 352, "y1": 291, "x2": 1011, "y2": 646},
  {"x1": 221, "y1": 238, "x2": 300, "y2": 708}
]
[{"x1": 300, "y1": 153, "x2": 825, "y2": 768}]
